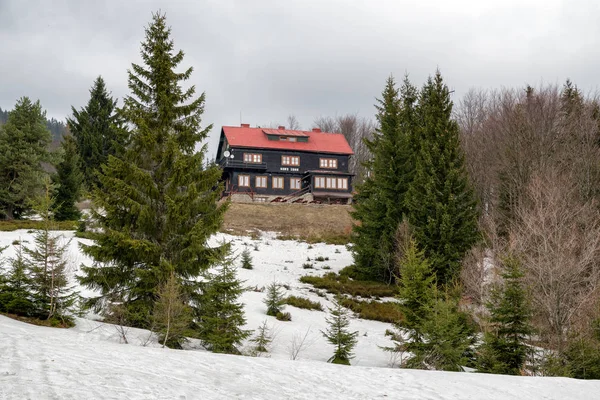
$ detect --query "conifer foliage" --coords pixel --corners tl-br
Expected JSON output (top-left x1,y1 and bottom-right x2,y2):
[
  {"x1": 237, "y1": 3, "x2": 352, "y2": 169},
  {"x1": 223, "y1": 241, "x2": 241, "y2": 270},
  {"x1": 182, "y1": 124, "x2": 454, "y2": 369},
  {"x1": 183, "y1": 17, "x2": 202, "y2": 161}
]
[
  {"x1": 322, "y1": 297, "x2": 359, "y2": 365},
  {"x1": 351, "y1": 76, "x2": 417, "y2": 282},
  {"x1": 405, "y1": 71, "x2": 479, "y2": 285},
  {"x1": 264, "y1": 282, "x2": 286, "y2": 317},
  {"x1": 241, "y1": 248, "x2": 253, "y2": 269},
  {"x1": 197, "y1": 263, "x2": 250, "y2": 354},
  {"x1": 153, "y1": 271, "x2": 192, "y2": 348},
  {"x1": 0, "y1": 97, "x2": 52, "y2": 220},
  {"x1": 78, "y1": 12, "x2": 229, "y2": 329},
  {"x1": 67, "y1": 76, "x2": 125, "y2": 190},
  {"x1": 477, "y1": 257, "x2": 533, "y2": 375},
  {"x1": 52, "y1": 135, "x2": 83, "y2": 221}
]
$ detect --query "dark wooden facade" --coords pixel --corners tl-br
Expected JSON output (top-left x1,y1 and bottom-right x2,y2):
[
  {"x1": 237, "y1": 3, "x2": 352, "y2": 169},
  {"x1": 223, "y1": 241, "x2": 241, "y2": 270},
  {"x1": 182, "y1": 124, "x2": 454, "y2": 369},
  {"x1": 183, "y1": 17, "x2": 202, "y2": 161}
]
[{"x1": 216, "y1": 127, "x2": 354, "y2": 203}]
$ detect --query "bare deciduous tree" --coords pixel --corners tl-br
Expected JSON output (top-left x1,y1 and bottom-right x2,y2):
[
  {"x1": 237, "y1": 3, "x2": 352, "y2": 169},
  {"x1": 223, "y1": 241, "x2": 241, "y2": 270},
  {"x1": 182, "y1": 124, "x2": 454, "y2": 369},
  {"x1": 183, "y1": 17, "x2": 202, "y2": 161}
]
[{"x1": 509, "y1": 169, "x2": 600, "y2": 352}]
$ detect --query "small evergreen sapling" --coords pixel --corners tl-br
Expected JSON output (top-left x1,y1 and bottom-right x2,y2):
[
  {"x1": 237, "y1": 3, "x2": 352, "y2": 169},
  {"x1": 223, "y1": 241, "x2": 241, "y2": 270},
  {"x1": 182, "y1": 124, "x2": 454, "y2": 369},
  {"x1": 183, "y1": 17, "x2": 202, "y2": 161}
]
[
  {"x1": 197, "y1": 263, "x2": 250, "y2": 354},
  {"x1": 241, "y1": 248, "x2": 253, "y2": 270},
  {"x1": 250, "y1": 320, "x2": 274, "y2": 356},
  {"x1": 0, "y1": 244, "x2": 34, "y2": 316},
  {"x1": 321, "y1": 297, "x2": 359, "y2": 365},
  {"x1": 477, "y1": 256, "x2": 533, "y2": 375},
  {"x1": 153, "y1": 270, "x2": 192, "y2": 348},
  {"x1": 264, "y1": 282, "x2": 285, "y2": 317},
  {"x1": 26, "y1": 181, "x2": 78, "y2": 323}
]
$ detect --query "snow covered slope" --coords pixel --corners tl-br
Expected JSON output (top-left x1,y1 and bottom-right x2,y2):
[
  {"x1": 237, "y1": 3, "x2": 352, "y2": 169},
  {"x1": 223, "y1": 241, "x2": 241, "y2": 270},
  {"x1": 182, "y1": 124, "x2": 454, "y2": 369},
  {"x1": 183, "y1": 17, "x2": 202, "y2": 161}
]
[
  {"x1": 1, "y1": 229, "x2": 600, "y2": 399},
  {"x1": 1, "y1": 315, "x2": 598, "y2": 400}
]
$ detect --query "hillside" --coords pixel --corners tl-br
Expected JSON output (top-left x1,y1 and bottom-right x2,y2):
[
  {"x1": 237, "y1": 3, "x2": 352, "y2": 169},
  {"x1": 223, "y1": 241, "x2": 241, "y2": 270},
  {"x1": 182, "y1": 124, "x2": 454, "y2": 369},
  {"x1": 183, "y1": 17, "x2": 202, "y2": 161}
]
[
  {"x1": 222, "y1": 203, "x2": 354, "y2": 243},
  {"x1": 1, "y1": 314, "x2": 598, "y2": 400}
]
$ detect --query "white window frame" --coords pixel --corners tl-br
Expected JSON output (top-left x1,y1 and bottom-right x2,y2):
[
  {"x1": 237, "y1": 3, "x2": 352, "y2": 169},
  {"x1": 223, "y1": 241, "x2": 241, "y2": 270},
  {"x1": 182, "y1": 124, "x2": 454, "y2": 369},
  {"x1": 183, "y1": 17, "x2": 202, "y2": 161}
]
[
  {"x1": 243, "y1": 153, "x2": 262, "y2": 163},
  {"x1": 337, "y1": 178, "x2": 348, "y2": 190},
  {"x1": 282, "y1": 155, "x2": 300, "y2": 166},
  {"x1": 319, "y1": 158, "x2": 338, "y2": 169},
  {"x1": 314, "y1": 176, "x2": 326, "y2": 189},
  {"x1": 290, "y1": 177, "x2": 301, "y2": 190},
  {"x1": 238, "y1": 174, "x2": 250, "y2": 187},
  {"x1": 272, "y1": 176, "x2": 284, "y2": 189},
  {"x1": 255, "y1": 176, "x2": 267, "y2": 188}
]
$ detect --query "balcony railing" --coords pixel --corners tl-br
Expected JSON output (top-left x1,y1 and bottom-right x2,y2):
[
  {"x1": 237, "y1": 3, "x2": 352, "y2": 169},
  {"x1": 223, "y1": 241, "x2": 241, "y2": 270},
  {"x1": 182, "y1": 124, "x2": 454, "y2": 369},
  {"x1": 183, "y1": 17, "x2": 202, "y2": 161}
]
[{"x1": 218, "y1": 158, "x2": 267, "y2": 170}]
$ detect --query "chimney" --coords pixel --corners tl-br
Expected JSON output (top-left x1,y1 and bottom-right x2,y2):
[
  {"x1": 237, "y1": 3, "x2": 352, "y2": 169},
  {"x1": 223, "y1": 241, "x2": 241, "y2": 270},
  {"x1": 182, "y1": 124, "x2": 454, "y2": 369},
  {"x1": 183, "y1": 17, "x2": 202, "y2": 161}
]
[
  {"x1": 278, "y1": 125, "x2": 285, "y2": 130},
  {"x1": 241, "y1": 123, "x2": 250, "y2": 128},
  {"x1": 312, "y1": 128, "x2": 321, "y2": 133}
]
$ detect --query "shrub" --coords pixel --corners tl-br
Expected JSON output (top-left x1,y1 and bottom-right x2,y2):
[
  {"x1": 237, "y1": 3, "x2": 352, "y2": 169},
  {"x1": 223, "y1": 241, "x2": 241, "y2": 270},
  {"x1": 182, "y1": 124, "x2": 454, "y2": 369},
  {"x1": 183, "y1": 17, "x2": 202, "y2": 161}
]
[
  {"x1": 314, "y1": 256, "x2": 329, "y2": 262},
  {"x1": 302, "y1": 263, "x2": 314, "y2": 269},
  {"x1": 321, "y1": 265, "x2": 331, "y2": 270},
  {"x1": 299, "y1": 273, "x2": 396, "y2": 298},
  {"x1": 276, "y1": 311, "x2": 292, "y2": 321},
  {"x1": 0, "y1": 220, "x2": 79, "y2": 232},
  {"x1": 339, "y1": 298, "x2": 403, "y2": 323},
  {"x1": 285, "y1": 296, "x2": 323, "y2": 311}
]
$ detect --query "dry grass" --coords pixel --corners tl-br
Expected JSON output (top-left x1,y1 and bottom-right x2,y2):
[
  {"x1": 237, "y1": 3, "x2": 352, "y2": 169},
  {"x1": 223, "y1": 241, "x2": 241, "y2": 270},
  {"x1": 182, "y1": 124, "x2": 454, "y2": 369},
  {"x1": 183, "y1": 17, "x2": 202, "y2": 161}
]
[
  {"x1": 222, "y1": 203, "x2": 354, "y2": 244},
  {"x1": 0, "y1": 220, "x2": 79, "y2": 232},
  {"x1": 299, "y1": 272, "x2": 396, "y2": 298},
  {"x1": 0, "y1": 313, "x2": 75, "y2": 328},
  {"x1": 339, "y1": 298, "x2": 403, "y2": 324},
  {"x1": 284, "y1": 295, "x2": 324, "y2": 311}
]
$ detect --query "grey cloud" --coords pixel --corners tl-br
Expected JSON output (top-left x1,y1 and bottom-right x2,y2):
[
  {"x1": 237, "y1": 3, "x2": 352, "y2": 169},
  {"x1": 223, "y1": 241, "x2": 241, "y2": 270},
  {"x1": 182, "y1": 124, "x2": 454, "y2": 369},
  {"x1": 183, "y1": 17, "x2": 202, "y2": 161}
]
[{"x1": 2, "y1": 0, "x2": 599, "y2": 155}]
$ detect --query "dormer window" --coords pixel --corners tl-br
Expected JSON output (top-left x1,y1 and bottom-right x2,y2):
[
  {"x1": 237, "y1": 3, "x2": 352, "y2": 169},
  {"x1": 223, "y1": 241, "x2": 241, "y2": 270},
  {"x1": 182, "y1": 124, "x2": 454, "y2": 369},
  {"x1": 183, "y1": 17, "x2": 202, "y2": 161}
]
[
  {"x1": 319, "y1": 158, "x2": 338, "y2": 169},
  {"x1": 243, "y1": 153, "x2": 262, "y2": 163}
]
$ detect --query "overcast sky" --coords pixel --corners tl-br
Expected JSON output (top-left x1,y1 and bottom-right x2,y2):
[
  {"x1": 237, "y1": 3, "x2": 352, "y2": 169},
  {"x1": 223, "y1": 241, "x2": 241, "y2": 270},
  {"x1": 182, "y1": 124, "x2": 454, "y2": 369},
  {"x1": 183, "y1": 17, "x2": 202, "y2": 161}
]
[{"x1": 1, "y1": 0, "x2": 599, "y2": 152}]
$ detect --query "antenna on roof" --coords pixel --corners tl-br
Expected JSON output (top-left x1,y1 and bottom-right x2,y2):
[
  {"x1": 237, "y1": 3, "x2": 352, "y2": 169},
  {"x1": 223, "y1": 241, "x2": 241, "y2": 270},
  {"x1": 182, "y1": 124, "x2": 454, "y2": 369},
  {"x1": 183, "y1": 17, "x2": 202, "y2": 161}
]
[{"x1": 239, "y1": 110, "x2": 242, "y2": 126}]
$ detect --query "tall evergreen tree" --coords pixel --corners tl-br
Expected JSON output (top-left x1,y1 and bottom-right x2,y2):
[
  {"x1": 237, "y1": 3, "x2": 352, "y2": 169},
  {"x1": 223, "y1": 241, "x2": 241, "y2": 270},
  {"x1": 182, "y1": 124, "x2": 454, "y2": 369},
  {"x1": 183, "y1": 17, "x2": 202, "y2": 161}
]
[
  {"x1": 351, "y1": 76, "x2": 417, "y2": 282},
  {"x1": 67, "y1": 76, "x2": 126, "y2": 189},
  {"x1": 477, "y1": 257, "x2": 533, "y2": 375},
  {"x1": 405, "y1": 71, "x2": 479, "y2": 285},
  {"x1": 0, "y1": 97, "x2": 52, "y2": 219},
  {"x1": 197, "y1": 263, "x2": 250, "y2": 354},
  {"x1": 78, "y1": 12, "x2": 229, "y2": 329},
  {"x1": 53, "y1": 135, "x2": 83, "y2": 221}
]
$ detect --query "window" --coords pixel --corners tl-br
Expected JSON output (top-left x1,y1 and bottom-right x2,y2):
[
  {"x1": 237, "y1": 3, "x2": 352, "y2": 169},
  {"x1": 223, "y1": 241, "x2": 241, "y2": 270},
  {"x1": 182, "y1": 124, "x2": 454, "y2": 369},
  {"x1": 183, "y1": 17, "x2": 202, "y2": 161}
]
[
  {"x1": 243, "y1": 153, "x2": 262, "y2": 163},
  {"x1": 326, "y1": 177, "x2": 337, "y2": 189},
  {"x1": 272, "y1": 176, "x2": 284, "y2": 189},
  {"x1": 290, "y1": 178, "x2": 301, "y2": 190},
  {"x1": 282, "y1": 155, "x2": 300, "y2": 166},
  {"x1": 319, "y1": 158, "x2": 338, "y2": 169},
  {"x1": 315, "y1": 176, "x2": 326, "y2": 189},
  {"x1": 314, "y1": 176, "x2": 348, "y2": 190},
  {"x1": 238, "y1": 175, "x2": 250, "y2": 187},
  {"x1": 288, "y1": 137, "x2": 297, "y2": 142},
  {"x1": 255, "y1": 176, "x2": 267, "y2": 188}
]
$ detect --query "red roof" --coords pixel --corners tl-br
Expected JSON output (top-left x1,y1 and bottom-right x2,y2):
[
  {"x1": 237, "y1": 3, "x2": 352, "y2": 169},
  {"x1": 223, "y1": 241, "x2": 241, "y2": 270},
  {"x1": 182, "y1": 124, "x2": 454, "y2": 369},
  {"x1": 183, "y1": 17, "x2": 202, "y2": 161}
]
[{"x1": 221, "y1": 126, "x2": 354, "y2": 155}]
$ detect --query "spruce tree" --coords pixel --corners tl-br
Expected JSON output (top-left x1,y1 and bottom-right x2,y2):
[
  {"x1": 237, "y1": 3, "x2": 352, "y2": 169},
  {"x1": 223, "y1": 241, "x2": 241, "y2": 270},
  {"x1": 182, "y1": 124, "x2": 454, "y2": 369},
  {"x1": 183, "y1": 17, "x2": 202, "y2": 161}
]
[
  {"x1": 241, "y1": 248, "x2": 253, "y2": 269},
  {"x1": 351, "y1": 76, "x2": 417, "y2": 282},
  {"x1": 264, "y1": 282, "x2": 285, "y2": 316},
  {"x1": 406, "y1": 289, "x2": 473, "y2": 371},
  {"x1": 0, "y1": 97, "x2": 52, "y2": 219},
  {"x1": 405, "y1": 71, "x2": 479, "y2": 285},
  {"x1": 53, "y1": 135, "x2": 83, "y2": 221},
  {"x1": 153, "y1": 270, "x2": 192, "y2": 348},
  {"x1": 396, "y1": 239, "x2": 435, "y2": 341},
  {"x1": 321, "y1": 297, "x2": 359, "y2": 365},
  {"x1": 78, "y1": 12, "x2": 228, "y2": 328},
  {"x1": 477, "y1": 257, "x2": 533, "y2": 375},
  {"x1": 0, "y1": 244, "x2": 34, "y2": 316},
  {"x1": 250, "y1": 320, "x2": 274, "y2": 356},
  {"x1": 67, "y1": 76, "x2": 126, "y2": 190},
  {"x1": 26, "y1": 181, "x2": 78, "y2": 322},
  {"x1": 197, "y1": 263, "x2": 250, "y2": 354}
]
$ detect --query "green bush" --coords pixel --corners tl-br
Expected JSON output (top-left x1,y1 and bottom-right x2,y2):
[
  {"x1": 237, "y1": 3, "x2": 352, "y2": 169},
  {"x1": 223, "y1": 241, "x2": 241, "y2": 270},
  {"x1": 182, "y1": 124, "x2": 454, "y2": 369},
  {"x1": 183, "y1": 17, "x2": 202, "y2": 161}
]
[
  {"x1": 284, "y1": 295, "x2": 323, "y2": 311},
  {"x1": 339, "y1": 297, "x2": 403, "y2": 323},
  {"x1": 299, "y1": 272, "x2": 396, "y2": 298},
  {"x1": 0, "y1": 220, "x2": 79, "y2": 231},
  {"x1": 275, "y1": 311, "x2": 292, "y2": 321}
]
